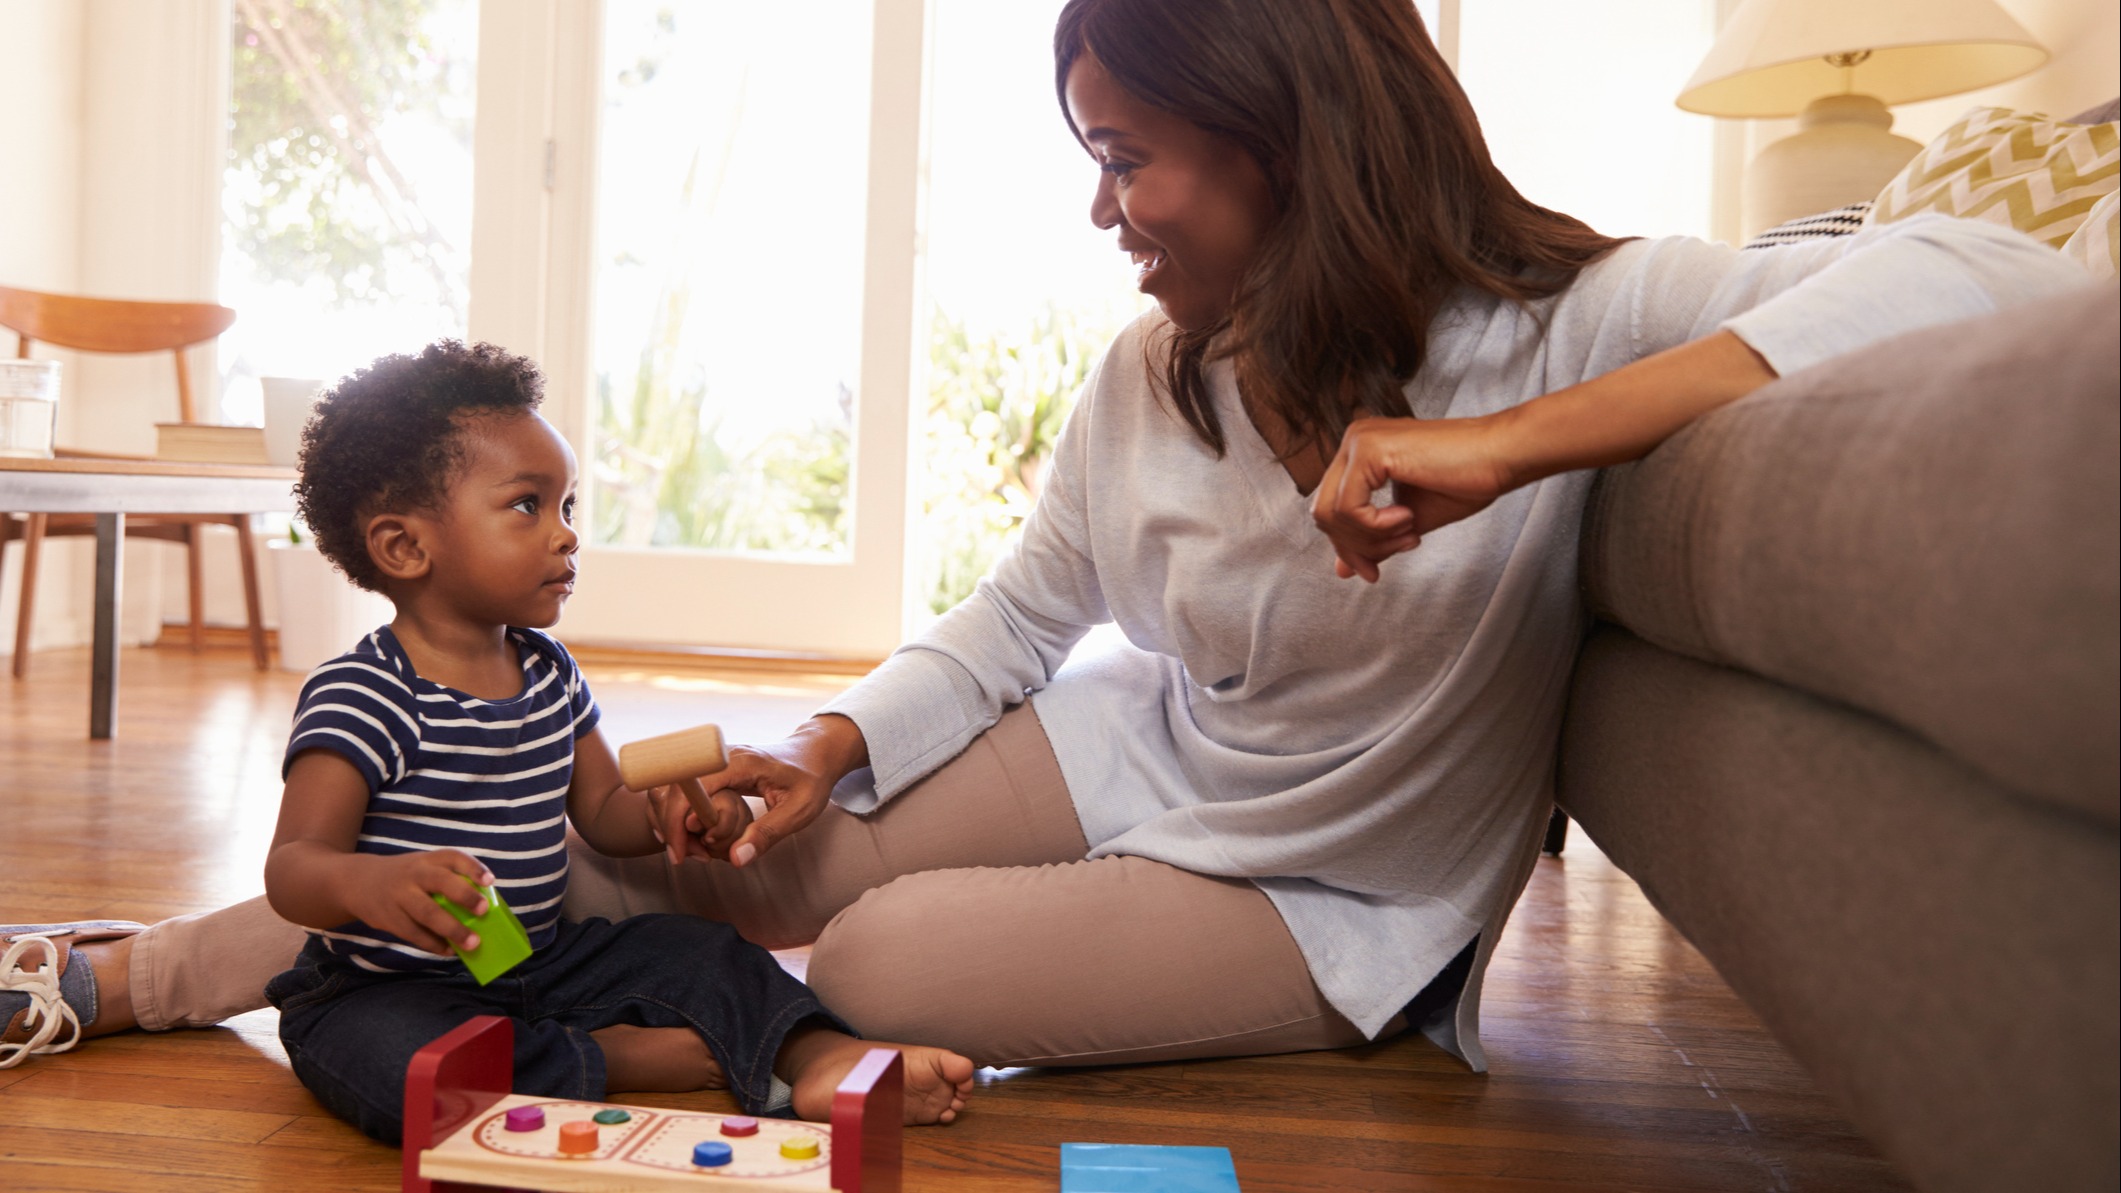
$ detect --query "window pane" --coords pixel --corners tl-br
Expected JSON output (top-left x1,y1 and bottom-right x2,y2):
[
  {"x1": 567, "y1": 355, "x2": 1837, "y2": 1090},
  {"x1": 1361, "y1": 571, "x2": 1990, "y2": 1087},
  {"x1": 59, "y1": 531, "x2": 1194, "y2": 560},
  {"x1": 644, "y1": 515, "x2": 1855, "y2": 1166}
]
[
  {"x1": 588, "y1": 1, "x2": 872, "y2": 559},
  {"x1": 917, "y1": 0, "x2": 1149, "y2": 616},
  {"x1": 221, "y1": 0, "x2": 478, "y2": 423}
]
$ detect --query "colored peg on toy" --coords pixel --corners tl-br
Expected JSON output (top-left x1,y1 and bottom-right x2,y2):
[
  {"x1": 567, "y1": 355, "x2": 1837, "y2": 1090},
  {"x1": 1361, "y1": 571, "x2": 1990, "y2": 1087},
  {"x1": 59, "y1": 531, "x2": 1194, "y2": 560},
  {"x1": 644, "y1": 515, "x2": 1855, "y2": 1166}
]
[
  {"x1": 558, "y1": 1120, "x2": 599, "y2": 1155},
  {"x1": 618, "y1": 725, "x2": 729, "y2": 841}
]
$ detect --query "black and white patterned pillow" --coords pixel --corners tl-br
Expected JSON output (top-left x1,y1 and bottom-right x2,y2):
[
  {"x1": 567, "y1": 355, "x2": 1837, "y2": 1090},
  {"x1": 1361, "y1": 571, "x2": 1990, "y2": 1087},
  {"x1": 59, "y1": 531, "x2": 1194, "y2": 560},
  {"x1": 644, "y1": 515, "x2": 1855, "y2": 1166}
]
[{"x1": 1743, "y1": 201, "x2": 1873, "y2": 250}]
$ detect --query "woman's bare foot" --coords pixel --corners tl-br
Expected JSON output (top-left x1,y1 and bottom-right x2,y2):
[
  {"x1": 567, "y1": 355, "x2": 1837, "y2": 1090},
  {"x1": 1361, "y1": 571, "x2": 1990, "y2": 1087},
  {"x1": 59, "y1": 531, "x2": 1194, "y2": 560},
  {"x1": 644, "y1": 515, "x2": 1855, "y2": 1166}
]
[
  {"x1": 592, "y1": 1024, "x2": 729, "y2": 1093},
  {"x1": 777, "y1": 1023, "x2": 974, "y2": 1125}
]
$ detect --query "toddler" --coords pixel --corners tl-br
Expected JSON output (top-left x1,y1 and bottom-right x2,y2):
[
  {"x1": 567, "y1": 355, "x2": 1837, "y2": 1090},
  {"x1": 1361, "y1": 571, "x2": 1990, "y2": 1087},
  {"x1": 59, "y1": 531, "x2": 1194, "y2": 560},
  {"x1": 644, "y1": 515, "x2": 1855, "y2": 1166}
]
[{"x1": 261, "y1": 340, "x2": 972, "y2": 1142}]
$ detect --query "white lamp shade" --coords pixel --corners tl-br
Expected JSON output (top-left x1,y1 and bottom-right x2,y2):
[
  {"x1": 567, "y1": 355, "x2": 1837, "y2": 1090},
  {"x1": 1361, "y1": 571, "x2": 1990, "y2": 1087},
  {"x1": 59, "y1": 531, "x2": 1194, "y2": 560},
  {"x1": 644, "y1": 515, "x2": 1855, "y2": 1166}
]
[{"x1": 1678, "y1": 0, "x2": 2048, "y2": 117}]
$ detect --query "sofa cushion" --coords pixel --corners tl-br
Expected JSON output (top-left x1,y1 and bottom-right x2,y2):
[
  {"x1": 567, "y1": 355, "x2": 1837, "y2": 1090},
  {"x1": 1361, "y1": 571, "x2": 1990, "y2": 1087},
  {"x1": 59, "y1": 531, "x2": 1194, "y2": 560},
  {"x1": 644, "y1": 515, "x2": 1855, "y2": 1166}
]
[
  {"x1": 1559, "y1": 627, "x2": 2119, "y2": 1193},
  {"x1": 1581, "y1": 284, "x2": 2119, "y2": 827}
]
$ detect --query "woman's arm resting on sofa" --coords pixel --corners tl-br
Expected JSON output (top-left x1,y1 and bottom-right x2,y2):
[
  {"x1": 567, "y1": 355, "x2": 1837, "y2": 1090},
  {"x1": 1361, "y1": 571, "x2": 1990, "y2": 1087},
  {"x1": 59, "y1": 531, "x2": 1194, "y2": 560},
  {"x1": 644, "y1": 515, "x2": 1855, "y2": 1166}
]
[{"x1": 1312, "y1": 329, "x2": 1777, "y2": 582}]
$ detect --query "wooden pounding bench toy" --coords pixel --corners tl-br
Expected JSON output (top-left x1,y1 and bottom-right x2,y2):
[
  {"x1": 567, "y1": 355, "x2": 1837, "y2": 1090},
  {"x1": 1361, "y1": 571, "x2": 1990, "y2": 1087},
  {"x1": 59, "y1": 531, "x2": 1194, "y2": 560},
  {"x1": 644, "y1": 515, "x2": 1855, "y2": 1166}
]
[
  {"x1": 403, "y1": 1016, "x2": 903, "y2": 1193},
  {"x1": 619, "y1": 725, "x2": 731, "y2": 834}
]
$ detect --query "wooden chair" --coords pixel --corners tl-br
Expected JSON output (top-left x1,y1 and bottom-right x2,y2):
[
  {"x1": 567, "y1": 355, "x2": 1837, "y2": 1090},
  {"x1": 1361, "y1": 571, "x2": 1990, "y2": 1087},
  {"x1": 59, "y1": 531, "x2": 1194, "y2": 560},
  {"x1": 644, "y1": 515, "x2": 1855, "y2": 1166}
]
[{"x1": 0, "y1": 284, "x2": 268, "y2": 677}]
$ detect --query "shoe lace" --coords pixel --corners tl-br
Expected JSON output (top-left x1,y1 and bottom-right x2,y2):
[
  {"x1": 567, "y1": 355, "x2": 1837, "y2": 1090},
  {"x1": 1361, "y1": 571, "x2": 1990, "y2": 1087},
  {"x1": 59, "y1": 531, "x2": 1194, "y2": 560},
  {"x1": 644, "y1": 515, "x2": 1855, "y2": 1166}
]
[{"x1": 0, "y1": 935, "x2": 81, "y2": 1069}]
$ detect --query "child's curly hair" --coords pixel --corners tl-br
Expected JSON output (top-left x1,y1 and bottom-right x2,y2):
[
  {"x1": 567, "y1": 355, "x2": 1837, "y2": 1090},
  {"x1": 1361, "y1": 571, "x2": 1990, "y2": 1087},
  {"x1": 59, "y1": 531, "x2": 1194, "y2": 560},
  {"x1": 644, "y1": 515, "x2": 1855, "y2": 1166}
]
[{"x1": 295, "y1": 340, "x2": 545, "y2": 592}]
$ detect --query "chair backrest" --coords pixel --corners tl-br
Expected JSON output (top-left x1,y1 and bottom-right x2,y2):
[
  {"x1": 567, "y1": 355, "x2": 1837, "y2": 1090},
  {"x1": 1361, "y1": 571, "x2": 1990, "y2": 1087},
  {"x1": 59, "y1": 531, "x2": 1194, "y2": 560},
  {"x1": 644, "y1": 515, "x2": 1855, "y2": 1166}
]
[{"x1": 0, "y1": 284, "x2": 237, "y2": 424}]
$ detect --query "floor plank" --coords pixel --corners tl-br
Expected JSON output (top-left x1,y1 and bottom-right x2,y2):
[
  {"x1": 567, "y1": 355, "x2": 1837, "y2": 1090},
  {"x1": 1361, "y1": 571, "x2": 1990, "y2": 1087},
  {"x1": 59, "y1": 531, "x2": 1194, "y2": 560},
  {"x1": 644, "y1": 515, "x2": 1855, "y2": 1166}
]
[{"x1": 1, "y1": 643, "x2": 1916, "y2": 1190}]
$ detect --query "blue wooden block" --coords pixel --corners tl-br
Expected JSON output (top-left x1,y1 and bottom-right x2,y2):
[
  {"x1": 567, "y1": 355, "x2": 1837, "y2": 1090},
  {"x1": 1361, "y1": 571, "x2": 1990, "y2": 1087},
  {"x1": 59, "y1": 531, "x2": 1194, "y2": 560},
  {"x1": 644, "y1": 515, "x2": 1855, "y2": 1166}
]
[{"x1": 1060, "y1": 1143, "x2": 1241, "y2": 1193}]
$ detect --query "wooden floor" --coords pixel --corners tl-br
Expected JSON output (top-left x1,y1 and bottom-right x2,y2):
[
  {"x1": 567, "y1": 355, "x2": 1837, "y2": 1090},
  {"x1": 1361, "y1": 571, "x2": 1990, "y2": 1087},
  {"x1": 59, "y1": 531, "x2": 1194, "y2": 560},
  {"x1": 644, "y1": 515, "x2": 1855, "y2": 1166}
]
[{"x1": 0, "y1": 643, "x2": 1917, "y2": 1192}]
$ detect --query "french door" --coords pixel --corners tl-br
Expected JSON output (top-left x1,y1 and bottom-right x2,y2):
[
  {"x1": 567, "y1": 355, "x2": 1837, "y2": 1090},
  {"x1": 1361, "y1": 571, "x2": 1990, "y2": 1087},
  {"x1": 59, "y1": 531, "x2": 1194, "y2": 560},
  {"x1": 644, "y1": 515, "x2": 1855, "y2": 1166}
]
[{"x1": 466, "y1": 0, "x2": 924, "y2": 658}]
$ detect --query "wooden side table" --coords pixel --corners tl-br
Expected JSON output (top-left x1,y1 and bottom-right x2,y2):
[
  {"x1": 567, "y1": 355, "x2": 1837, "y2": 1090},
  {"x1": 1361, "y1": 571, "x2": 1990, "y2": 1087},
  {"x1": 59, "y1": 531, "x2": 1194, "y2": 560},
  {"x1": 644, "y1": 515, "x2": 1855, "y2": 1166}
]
[{"x1": 1, "y1": 457, "x2": 297, "y2": 737}]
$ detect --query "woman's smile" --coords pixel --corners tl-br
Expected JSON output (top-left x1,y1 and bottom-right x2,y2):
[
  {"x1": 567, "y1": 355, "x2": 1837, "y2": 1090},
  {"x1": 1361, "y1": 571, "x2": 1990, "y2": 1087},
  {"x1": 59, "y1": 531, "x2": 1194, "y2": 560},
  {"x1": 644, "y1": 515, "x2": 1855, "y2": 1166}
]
[
  {"x1": 1130, "y1": 247, "x2": 1167, "y2": 290},
  {"x1": 1065, "y1": 55, "x2": 1276, "y2": 332}
]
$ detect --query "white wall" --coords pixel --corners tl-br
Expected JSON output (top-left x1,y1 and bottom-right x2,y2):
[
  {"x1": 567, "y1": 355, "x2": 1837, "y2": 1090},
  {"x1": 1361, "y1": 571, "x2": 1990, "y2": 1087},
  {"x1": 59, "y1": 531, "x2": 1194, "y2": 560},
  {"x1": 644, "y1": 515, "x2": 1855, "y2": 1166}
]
[
  {"x1": 1, "y1": 0, "x2": 232, "y2": 667},
  {"x1": 90, "y1": 0, "x2": 233, "y2": 645},
  {"x1": 1458, "y1": 0, "x2": 1723, "y2": 243},
  {"x1": 0, "y1": 0, "x2": 96, "y2": 660},
  {"x1": 0, "y1": 2, "x2": 83, "y2": 295}
]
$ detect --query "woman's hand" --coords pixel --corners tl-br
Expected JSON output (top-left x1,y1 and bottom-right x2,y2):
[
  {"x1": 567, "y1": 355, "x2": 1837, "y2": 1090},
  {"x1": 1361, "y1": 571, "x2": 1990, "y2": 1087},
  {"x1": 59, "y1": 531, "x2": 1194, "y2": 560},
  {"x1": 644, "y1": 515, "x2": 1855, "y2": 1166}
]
[
  {"x1": 1311, "y1": 332, "x2": 1781, "y2": 581},
  {"x1": 1311, "y1": 414, "x2": 1515, "y2": 582},
  {"x1": 701, "y1": 715, "x2": 868, "y2": 868}
]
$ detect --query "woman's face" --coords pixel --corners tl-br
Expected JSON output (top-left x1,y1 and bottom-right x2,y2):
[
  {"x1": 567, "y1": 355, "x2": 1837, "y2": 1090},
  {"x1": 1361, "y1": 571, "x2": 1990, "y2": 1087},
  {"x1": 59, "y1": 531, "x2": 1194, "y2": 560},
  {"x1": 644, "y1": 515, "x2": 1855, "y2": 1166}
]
[{"x1": 1065, "y1": 55, "x2": 1277, "y2": 332}]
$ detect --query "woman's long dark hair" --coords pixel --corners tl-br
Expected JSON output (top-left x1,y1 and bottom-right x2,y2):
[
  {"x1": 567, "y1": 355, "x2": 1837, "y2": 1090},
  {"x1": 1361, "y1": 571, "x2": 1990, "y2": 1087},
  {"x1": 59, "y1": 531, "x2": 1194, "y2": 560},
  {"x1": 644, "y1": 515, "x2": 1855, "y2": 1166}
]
[{"x1": 1055, "y1": 0, "x2": 1628, "y2": 456}]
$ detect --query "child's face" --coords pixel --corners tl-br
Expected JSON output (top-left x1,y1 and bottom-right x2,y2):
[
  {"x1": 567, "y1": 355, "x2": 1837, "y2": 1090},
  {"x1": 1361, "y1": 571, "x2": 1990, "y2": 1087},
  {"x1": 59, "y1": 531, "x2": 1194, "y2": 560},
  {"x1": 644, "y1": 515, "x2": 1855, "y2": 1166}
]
[{"x1": 424, "y1": 411, "x2": 581, "y2": 628}]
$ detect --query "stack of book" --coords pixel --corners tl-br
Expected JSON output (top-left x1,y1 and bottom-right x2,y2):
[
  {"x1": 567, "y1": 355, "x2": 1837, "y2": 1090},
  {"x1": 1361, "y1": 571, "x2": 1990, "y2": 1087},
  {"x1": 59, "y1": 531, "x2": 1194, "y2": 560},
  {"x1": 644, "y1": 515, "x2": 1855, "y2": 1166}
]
[{"x1": 155, "y1": 422, "x2": 270, "y2": 465}]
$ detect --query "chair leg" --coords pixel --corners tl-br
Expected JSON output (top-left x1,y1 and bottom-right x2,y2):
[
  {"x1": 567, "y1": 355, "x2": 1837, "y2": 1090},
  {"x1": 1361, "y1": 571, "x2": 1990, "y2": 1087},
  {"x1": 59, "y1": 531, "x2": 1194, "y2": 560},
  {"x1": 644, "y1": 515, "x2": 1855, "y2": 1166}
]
[
  {"x1": 232, "y1": 514, "x2": 268, "y2": 670},
  {"x1": 13, "y1": 513, "x2": 47, "y2": 679},
  {"x1": 1543, "y1": 808, "x2": 1570, "y2": 855},
  {"x1": 184, "y1": 522, "x2": 205, "y2": 651}
]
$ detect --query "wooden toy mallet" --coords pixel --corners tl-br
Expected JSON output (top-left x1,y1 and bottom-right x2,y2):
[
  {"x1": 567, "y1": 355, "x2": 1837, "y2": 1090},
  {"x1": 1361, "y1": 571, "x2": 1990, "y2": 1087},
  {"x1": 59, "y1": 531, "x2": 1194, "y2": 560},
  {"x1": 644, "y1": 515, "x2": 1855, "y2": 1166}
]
[{"x1": 618, "y1": 725, "x2": 730, "y2": 840}]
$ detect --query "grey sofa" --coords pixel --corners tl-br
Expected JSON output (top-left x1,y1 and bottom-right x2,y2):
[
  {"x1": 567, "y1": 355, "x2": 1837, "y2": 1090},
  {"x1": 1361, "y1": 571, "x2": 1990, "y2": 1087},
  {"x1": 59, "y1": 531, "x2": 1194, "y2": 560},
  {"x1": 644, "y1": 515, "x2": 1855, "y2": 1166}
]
[{"x1": 1557, "y1": 283, "x2": 2119, "y2": 1193}]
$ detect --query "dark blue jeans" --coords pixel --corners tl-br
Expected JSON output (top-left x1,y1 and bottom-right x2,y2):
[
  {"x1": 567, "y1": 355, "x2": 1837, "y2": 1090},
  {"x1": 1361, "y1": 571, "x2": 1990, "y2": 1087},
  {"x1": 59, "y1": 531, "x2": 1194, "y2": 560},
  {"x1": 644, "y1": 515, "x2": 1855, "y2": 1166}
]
[{"x1": 267, "y1": 914, "x2": 848, "y2": 1144}]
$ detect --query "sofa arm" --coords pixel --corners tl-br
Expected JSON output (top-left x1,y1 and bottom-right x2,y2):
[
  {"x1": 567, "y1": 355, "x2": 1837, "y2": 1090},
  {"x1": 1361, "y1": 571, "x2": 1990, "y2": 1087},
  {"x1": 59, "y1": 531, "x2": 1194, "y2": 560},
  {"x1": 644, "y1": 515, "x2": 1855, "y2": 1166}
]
[{"x1": 1580, "y1": 284, "x2": 2119, "y2": 828}]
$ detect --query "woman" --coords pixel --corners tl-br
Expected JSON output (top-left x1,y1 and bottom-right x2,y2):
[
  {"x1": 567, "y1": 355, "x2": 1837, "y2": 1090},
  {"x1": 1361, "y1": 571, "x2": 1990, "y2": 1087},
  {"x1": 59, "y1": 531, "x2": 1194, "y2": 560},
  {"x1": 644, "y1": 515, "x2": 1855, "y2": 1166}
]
[{"x1": 6, "y1": 0, "x2": 2078, "y2": 1075}]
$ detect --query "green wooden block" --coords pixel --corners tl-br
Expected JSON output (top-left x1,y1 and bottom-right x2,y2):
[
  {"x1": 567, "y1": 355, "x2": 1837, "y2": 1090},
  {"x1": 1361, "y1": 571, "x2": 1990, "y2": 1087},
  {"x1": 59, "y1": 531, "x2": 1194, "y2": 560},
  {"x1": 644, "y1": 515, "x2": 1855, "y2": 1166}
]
[{"x1": 432, "y1": 884, "x2": 532, "y2": 985}]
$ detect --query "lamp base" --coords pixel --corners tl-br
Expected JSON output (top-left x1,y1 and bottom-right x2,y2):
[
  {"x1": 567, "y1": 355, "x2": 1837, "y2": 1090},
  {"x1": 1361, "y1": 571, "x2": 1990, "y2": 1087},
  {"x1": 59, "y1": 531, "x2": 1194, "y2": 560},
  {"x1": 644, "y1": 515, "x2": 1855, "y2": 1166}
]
[{"x1": 1742, "y1": 94, "x2": 1921, "y2": 238}]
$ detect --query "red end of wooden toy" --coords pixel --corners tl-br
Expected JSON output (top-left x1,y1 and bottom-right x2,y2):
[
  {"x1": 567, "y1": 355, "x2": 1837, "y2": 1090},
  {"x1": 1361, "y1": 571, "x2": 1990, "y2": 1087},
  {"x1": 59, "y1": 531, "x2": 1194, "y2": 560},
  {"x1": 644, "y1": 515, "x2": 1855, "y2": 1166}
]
[
  {"x1": 830, "y1": 1047, "x2": 904, "y2": 1193},
  {"x1": 402, "y1": 1015, "x2": 516, "y2": 1193}
]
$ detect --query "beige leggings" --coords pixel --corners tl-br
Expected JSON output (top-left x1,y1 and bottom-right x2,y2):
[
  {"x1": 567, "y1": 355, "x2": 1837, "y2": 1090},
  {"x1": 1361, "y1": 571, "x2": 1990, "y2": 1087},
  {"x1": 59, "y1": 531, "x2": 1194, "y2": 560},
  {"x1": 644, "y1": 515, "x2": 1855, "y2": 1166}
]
[{"x1": 133, "y1": 704, "x2": 1383, "y2": 1065}]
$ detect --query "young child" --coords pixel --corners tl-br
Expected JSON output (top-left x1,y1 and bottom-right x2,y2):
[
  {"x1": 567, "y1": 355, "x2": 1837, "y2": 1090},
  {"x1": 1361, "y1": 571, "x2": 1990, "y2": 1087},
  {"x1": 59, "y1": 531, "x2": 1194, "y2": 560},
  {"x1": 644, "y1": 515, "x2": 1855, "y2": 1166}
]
[{"x1": 261, "y1": 340, "x2": 973, "y2": 1144}]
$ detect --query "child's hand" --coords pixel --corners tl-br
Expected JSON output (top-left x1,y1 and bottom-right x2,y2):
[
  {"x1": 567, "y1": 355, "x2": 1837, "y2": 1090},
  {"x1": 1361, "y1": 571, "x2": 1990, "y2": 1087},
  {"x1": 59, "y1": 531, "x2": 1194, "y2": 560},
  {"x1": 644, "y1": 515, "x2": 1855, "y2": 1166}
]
[
  {"x1": 644, "y1": 781, "x2": 754, "y2": 864},
  {"x1": 339, "y1": 850, "x2": 495, "y2": 955},
  {"x1": 694, "y1": 784, "x2": 754, "y2": 860},
  {"x1": 647, "y1": 784, "x2": 719, "y2": 866}
]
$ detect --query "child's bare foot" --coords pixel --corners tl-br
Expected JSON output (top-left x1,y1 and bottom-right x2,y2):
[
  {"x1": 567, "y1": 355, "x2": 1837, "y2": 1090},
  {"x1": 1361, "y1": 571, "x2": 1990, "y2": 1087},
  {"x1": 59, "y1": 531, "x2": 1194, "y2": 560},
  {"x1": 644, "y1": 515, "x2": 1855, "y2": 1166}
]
[
  {"x1": 592, "y1": 1024, "x2": 729, "y2": 1093},
  {"x1": 778, "y1": 1023, "x2": 973, "y2": 1125}
]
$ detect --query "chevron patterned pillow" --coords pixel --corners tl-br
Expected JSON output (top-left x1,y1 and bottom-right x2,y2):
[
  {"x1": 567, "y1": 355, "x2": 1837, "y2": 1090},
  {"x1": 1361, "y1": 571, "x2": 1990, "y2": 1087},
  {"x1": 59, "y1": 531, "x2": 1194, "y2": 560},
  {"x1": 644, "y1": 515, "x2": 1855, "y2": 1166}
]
[{"x1": 1865, "y1": 106, "x2": 2119, "y2": 249}]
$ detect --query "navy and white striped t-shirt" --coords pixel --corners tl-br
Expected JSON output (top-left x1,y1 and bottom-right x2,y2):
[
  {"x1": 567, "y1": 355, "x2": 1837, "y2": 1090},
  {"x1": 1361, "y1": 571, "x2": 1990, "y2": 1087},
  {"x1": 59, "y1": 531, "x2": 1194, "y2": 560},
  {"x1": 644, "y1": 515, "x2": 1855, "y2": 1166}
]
[{"x1": 282, "y1": 625, "x2": 600, "y2": 972}]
